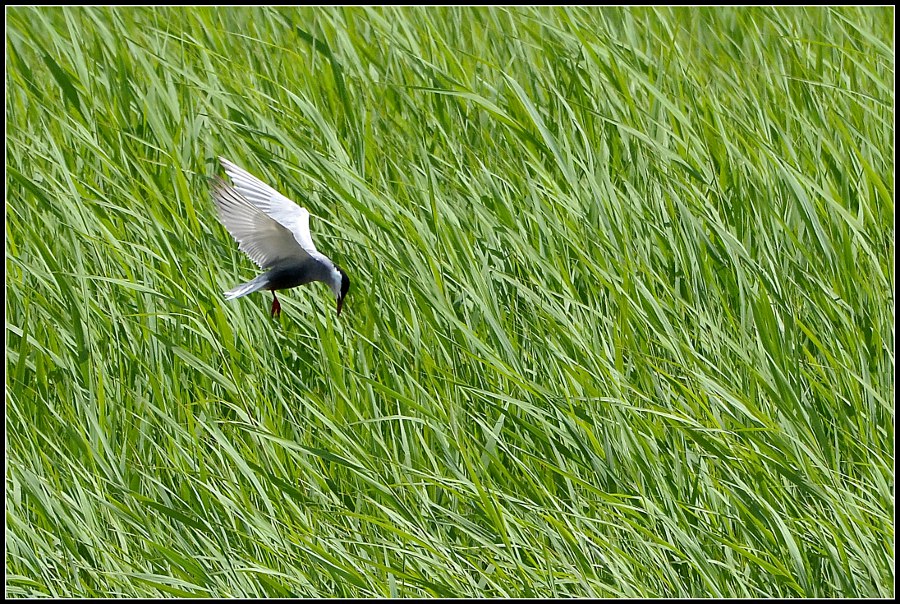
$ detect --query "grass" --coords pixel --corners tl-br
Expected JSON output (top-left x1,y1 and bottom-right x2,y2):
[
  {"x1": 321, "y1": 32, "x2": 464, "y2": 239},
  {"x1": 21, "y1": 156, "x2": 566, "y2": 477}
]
[{"x1": 5, "y1": 6, "x2": 894, "y2": 598}]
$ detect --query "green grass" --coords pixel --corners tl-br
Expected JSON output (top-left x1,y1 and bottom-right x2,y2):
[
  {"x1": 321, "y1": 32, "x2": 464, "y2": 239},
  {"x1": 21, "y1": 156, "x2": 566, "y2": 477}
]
[{"x1": 5, "y1": 6, "x2": 894, "y2": 598}]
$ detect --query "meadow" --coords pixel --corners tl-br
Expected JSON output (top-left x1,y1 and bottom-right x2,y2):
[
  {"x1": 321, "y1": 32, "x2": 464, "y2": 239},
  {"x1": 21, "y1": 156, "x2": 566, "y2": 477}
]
[{"x1": 5, "y1": 6, "x2": 894, "y2": 597}]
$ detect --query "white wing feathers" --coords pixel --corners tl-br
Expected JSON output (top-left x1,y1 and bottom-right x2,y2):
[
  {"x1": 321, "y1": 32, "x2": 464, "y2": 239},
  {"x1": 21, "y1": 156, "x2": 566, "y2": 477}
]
[
  {"x1": 218, "y1": 157, "x2": 319, "y2": 255},
  {"x1": 210, "y1": 177, "x2": 305, "y2": 268}
]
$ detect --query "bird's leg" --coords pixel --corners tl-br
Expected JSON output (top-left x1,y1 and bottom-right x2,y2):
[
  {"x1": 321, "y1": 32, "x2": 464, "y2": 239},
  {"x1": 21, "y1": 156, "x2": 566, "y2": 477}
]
[{"x1": 271, "y1": 291, "x2": 281, "y2": 318}]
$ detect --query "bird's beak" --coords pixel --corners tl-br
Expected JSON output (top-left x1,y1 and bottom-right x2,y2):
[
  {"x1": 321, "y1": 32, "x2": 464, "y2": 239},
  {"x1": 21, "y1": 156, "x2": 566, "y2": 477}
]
[{"x1": 336, "y1": 296, "x2": 344, "y2": 317}]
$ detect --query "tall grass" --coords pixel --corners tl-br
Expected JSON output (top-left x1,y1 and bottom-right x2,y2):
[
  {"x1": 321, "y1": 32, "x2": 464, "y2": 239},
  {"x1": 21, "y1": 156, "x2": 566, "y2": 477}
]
[{"x1": 5, "y1": 6, "x2": 894, "y2": 597}]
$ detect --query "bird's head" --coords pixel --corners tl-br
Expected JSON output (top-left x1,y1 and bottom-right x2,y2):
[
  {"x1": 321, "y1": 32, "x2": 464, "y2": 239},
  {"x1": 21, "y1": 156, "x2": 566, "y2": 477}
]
[{"x1": 335, "y1": 266, "x2": 350, "y2": 317}]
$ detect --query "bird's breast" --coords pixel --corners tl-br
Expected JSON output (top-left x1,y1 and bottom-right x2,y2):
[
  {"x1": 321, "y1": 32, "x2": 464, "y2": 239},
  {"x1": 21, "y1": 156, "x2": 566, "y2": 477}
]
[{"x1": 264, "y1": 258, "x2": 332, "y2": 291}]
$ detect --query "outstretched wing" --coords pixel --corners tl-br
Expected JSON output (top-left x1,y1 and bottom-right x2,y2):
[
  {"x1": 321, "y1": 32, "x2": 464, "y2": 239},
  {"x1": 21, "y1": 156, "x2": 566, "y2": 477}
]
[
  {"x1": 218, "y1": 157, "x2": 319, "y2": 255},
  {"x1": 210, "y1": 176, "x2": 309, "y2": 268}
]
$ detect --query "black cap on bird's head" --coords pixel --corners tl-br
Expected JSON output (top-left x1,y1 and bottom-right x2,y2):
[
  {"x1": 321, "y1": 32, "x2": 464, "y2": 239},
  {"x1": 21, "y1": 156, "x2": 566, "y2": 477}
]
[{"x1": 336, "y1": 267, "x2": 350, "y2": 317}]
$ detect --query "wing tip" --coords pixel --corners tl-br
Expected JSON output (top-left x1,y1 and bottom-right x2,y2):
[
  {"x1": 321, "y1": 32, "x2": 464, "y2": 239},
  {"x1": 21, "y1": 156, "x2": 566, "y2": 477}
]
[
  {"x1": 208, "y1": 175, "x2": 231, "y2": 201},
  {"x1": 218, "y1": 157, "x2": 242, "y2": 180}
]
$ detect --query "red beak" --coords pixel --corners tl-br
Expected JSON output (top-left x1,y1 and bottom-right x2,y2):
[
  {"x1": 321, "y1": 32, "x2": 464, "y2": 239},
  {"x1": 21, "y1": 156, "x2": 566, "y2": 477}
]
[{"x1": 336, "y1": 296, "x2": 344, "y2": 317}]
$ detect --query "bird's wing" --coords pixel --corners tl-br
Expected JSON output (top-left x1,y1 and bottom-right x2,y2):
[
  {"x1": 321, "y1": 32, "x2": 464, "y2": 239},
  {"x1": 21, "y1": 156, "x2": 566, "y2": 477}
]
[
  {"x1": 210, "y1": 177, "x2": 310, "y2": 268},
  {"x1": 218, "y1": 157, "x2": 319, "y2": 255}
]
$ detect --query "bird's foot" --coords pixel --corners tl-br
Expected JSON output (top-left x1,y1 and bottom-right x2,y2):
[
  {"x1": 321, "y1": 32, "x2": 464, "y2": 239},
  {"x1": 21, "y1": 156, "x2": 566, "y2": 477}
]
[{"x1": 271, "y1": 293, "x2": 281, "y2": 318}]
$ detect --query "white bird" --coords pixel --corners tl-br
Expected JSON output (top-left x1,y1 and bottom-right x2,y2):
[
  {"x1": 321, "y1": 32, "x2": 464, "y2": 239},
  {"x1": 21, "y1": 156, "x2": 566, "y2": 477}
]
[{"x1": 210, "y1": 157, "x2": 350, "y2": 318}]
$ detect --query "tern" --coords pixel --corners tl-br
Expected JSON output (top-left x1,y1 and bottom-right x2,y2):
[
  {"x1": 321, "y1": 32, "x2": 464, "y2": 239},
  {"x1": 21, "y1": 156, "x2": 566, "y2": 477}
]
[{"x1": 210, "y1": 157, "x2": 350, "y2": 318}]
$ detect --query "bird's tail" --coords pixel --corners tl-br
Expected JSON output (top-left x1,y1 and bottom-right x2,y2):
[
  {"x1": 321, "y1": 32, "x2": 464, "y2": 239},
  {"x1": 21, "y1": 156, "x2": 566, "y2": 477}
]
[{"x1": 224, "y1": 274, "x2": 270, "y2": 300}]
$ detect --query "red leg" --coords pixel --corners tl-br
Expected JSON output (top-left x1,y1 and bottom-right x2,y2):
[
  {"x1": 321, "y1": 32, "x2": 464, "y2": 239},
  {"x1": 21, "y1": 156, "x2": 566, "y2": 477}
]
[{"x1": 271, "y1": 291, "x2": 281, "y2": 318}]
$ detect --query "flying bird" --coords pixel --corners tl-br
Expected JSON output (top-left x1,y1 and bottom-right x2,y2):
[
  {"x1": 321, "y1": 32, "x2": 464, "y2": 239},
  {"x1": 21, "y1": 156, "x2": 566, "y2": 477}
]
[{"x1": 210, "y1": 157, "x2": 350, "y2": 318}]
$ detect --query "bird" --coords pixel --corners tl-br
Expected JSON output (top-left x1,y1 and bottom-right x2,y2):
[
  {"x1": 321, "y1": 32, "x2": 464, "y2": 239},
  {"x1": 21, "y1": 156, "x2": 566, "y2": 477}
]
[{"x1": 209, "y1": 157, "x2": 350, "y2": 318}]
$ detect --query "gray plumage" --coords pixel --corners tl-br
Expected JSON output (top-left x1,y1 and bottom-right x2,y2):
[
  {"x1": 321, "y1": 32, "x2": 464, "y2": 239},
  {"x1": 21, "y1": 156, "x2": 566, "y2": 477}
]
[{"x1": 211, "y1": 157, "x2": 350, "y2": 317}]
